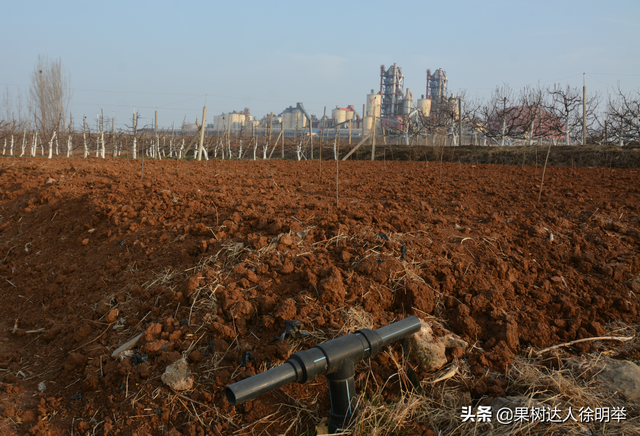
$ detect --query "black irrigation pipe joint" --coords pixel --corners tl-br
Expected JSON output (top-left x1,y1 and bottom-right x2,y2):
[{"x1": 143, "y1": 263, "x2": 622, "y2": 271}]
[{"x1": 225, "y1": 316, "x2": 422, "y2": 434}]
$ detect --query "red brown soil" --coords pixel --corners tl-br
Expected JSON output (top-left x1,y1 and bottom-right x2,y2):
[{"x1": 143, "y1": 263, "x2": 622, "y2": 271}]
[{"x1": 0, "y1": 157, "x2": 639, "y2": 435}]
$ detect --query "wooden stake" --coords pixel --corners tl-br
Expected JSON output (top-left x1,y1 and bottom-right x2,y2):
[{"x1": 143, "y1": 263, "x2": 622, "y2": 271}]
[
  {"x1": 537, "y1": 141, "x2": 552, "y2": 205},
  {"x1": 342, "y1": 132, "x2": 372, "y2": 161},
  {"x1": 197, "y1": 105, "x2": 207, "y2": 160},
  {"x1": 319, "y1": 106, "x2": 325, "y2": 179},
  {"x1": 336, "y1": 134, "x2": 340, "y2": 207}
]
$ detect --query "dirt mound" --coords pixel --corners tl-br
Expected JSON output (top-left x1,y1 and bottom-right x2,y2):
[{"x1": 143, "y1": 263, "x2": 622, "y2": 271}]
[{"x1": 0, "y1": 157, "x2": 639, "y2": 435}]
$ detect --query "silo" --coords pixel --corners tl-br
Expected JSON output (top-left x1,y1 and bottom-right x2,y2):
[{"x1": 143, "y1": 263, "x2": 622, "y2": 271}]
[
  {"x1": 345, "y1": 110, "x2": 355, "y2": 121},
  {"x1": 403, "y1": 88, "x2": 414, "y2": 115},
  {"x1": 332, "y1": 107, "x2": 347, "y2": 124},
  {"x1": 294, "y1": 110, "x2": 307, "y2": 129},
  {"x1": 417, "y1": 99, "x2": 431, "y2": 117},
  {"x1": 282, "y1": 110, "x2": 293, "y2": 130},
  {"x1": 364, "y1": 90, "x2": 381, "y2": 134}
]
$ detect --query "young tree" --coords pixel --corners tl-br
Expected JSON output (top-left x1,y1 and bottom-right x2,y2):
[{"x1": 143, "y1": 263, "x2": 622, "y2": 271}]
[{"x1": 28, "y1": 55, "x2": 72, "y2": 135}]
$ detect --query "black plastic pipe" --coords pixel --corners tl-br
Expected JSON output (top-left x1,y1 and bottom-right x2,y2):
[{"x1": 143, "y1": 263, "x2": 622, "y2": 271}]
[{"x1": 225, "y1": 316, "x2": 421, "y2": 433}]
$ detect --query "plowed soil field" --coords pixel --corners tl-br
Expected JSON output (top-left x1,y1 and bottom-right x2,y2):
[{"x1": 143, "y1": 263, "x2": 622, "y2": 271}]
[{"x1": 0, "y1": 157, "x2": 639, "y2": 435}]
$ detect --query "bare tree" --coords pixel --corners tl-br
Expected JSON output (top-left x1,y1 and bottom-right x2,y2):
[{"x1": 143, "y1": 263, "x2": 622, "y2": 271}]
[
  {"x1": 1, "y1": 86, "x2": 30, "y2": 150},
  {"x1": 29, "y1": 55, "x2": 72, "y2": 136},
  {"x1": 480, "y1": 84, "x2": 532, "y2": 146},
  {"x1": 605, "y1": 86, "x2": 640, "y2": 146},
  {"x1": 543, "y1": 84, "x2": 583, "y2": 145}
]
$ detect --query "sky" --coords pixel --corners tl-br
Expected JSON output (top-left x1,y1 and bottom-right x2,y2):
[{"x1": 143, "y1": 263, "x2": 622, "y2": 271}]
[{"x1": 2, "y1": 0, "x2": 639, "y2": 130}]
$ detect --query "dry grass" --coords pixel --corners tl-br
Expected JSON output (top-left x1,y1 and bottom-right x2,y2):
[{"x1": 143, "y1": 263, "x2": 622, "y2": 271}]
[
  {"x1": 339, "y1": 307, "x2": 374, "y2": 335},
  {"x1": 345, "y1": 348, "x2": 640, "y2": 436}
]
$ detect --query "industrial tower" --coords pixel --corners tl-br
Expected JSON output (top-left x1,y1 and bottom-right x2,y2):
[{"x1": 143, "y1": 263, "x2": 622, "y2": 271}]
[
  {"x1": 380, "y1": 64, "x2": 404, "y2": 118},
  {"x1": 426, "y1": 68, "x2": 448, "y2": 113}
]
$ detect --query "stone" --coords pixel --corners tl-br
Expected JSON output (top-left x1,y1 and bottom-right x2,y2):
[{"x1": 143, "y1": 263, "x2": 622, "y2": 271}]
[
  {"x1": 161, "y1": 358, "x2": 194, "y2": 391},
  {"x1": 279, "y1": 233, "x2": 293, "y2": 247},
  {"x1": 105, "y1": 308, "x2": 119, "y2": 323},
  {"x1": 406, "y1": 320, "x2": 469, "y2": 372},
  {"x1": 596, "y1": 359, "x2": 640, "y2": 403},
  {"x1": 111, "y1": 333, "x2": 143, "y2": 359}
]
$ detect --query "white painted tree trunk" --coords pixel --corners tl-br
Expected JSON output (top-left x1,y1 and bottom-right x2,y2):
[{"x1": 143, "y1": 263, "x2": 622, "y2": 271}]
[
  {"x1": 21, "y1": 131, "x2": 26, "y2": 156},
  {"x1": 83, "y1": 132, "x2": 88, "y2": 158},
  {"x1": 565, "y1": 117, "x2": 570, "y2": 146},
  {"x1": 203, "y1": 148, "x2": 208, "y2": 160},
  {"x1": 100, "y1": 131, "x2": 105, "y2": 158},
  {"x1": 67, "y1": 135, "x2": 72, "y2": 157},
  {"x1": 32, "y1": 132, "x2": 37, "y2": 157},
  {"x1": 296, "y1": 142, "x2": 302, "y2": 160},
  {"x1": 132, "y1": 137, "x2": 137, "y2": 159},
  {"x1": 48, "y1": 131, "x2": 56, "y2": 159}
]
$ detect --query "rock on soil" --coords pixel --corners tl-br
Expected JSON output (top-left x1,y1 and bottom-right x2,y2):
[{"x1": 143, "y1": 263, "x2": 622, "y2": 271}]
[
  {"x1": 161, "y1": 358, "x2": 194, "y2": 391},
  {"x1": 596, "y1": 359, "x2": 640, "y2": 403},
  {"x1": 406, "y1": 320, "x2": 469, "y2": 372}
]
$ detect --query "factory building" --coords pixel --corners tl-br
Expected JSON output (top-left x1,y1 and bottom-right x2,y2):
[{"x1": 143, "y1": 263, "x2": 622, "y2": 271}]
[
  {"x1": 282, "y1": 103, "x2": 311, "y2": 130},
  {"x1": 376, "y1": 63, "x2": 425, "y2": 130},
  {"x1": 213, "y1": 109, "x2": 253, "y2": 133},
  {"x1": 426, "y1": 68, "x2": 448, "y2": 114},
  {"x1": 332, "y1": 105, "x2": 357, "y2": 125}
]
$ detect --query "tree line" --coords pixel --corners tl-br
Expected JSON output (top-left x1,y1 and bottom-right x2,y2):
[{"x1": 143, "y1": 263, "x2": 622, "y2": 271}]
[
  {"x1": 1, "y1": 56, "x2": 639, "y2": 156},
  {"x1": 410, "y1": 82, "x2": 639, "y2": 147}
]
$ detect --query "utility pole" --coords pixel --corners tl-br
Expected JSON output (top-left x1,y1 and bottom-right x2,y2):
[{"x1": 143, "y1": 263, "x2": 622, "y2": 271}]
[
  {"x1": 197, "y1": 104, "x2": 207, "y2": 161},
  {"x1": 309, "y1": 115, "x2": 313, "y2": 160},
  {"x1": 112, "y1": 116, "x2": 115, "y2": 157},
  {"x1": 371, "y1": 115, "x2": 376, "y2": 160},
  {"x1": 458, "y1": 98, "x2": 462, "y2": 146},
  {"x1": 583, "y1": 73, "x2": 587, "y2": 146},
  {"x1": 155, "y1": 109, "x2": 158, "y2": 159}
]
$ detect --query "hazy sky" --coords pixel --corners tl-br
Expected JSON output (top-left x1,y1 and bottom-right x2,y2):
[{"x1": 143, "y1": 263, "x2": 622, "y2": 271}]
[{"x1": 2, "y1": 0, "x2": 639, "y2": 129}]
